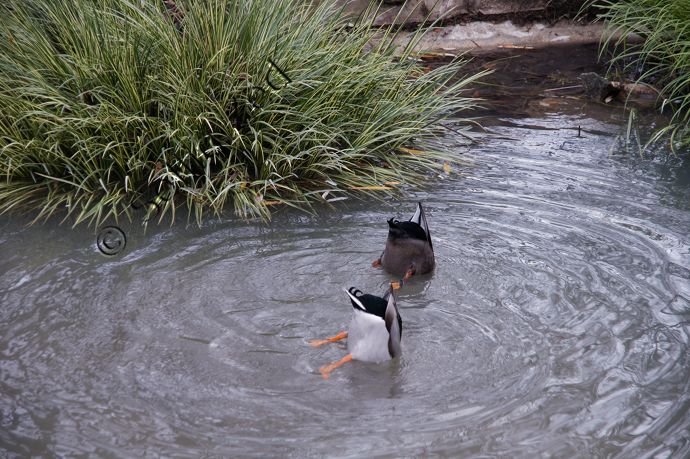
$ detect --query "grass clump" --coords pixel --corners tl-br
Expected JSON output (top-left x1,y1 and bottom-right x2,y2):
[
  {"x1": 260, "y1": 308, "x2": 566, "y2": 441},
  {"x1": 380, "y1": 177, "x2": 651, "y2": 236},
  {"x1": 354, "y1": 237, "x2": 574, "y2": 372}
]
[
  {"x1": 0, "y1": 0, "x2": 483, "y2": 226},
  {"x1": 593, "y1": 0, "x2": 690, "y2": 150}
]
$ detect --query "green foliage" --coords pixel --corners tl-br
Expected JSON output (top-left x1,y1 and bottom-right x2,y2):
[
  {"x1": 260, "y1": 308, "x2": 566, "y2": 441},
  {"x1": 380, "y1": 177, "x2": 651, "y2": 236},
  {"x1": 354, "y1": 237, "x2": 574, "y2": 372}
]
[
  {"x1": 0, "y1": 0, "x2": 484, "y2": 226},
  {"x1": 593, "y1": 0, "x2": 690, "y2": 150}
]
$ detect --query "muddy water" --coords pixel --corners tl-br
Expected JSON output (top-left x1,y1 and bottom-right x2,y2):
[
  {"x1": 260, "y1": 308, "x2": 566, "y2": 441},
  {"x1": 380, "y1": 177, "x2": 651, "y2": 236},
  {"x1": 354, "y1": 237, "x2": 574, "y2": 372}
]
[{"x1": 2, "y1": 58, "x2": 690, "y2": 458}]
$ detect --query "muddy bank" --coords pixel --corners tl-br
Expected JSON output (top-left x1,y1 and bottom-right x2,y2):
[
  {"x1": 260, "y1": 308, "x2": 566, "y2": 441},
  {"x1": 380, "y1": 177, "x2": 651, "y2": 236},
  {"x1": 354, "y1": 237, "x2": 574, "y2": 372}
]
[
  {"x1": 460, "y1": 43, "x2": 609, "y2": 119},
  {"x1": 456, "y1": 43, "x2": 667, "y2": 119},
  {"x1": 419, "y1": 43, "x2": 667, "y2": 127}
]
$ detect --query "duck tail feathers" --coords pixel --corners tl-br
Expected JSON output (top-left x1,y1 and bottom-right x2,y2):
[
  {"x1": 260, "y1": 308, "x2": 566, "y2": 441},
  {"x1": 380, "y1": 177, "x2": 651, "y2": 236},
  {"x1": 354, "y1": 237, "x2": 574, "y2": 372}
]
[
  {"x1": 411, "y1": 202, "x2": 432, "y2": 248},
  {"x1": 384, "y1": 290, "x2": 402, "y2": 357},
  {"x1": 411, "y1": 202, "x2": 423, "y2": 225}
]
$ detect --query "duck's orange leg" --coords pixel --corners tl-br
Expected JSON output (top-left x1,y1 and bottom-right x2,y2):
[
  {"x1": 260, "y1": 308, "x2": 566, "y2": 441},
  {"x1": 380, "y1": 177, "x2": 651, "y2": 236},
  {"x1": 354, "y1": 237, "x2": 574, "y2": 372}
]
[
  {"x1": 319, "y1": 354, "x2": 353, "y2": 380},
  {"x1": 372, "y1": 250, "x2": 385, "y2": 268},
  {"x1": 308, "y1": 331, "x2": 348, "y2": 347},
  {"x1": 392, "y1": 267, "x2": 416, "y2": 290},
  {"x1": 403, "y1": 266, "x2": 416, "y2": 282}
]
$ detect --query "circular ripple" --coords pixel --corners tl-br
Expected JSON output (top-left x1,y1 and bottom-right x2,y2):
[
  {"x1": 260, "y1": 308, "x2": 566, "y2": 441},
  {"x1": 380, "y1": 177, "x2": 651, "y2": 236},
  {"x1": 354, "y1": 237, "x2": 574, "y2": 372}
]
[{"x1": 0, "y1": 114, "x2": 688, "y2": 457}]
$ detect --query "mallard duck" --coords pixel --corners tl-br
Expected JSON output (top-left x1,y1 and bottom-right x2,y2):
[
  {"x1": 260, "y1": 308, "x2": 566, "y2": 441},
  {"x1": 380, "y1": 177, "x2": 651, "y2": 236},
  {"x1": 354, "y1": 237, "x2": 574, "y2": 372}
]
[
  {"x1": 310, "y1": 286, "x2": 402, "y2": 379},
  {"x1": 373, "y1": 202, "x2": 434, "y2": 283}
]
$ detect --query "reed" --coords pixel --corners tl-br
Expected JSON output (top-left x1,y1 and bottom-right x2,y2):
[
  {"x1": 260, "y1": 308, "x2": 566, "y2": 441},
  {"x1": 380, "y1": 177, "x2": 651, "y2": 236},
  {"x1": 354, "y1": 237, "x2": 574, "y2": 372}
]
[{"x1": 0, "y1": 0, "x2": 484, "y2": 226}]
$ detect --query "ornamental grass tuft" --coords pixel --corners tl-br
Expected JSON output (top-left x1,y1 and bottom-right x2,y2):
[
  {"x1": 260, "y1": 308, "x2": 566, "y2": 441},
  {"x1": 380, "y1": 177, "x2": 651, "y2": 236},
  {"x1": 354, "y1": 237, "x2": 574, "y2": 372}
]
[
  {"x1": 0, "y1": 0, "x2": 484, "y2": 226},
  {"x1": 593, "y1": 0, "x2": 690, "y2": 151}
]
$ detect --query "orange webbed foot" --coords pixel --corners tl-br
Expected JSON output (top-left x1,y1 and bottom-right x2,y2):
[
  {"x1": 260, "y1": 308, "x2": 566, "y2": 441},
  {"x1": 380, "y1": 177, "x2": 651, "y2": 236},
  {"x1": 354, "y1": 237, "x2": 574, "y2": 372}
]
[
  {"x1": 319, "y1": 354, "x2": 353, "y2": 380},
  {"x1": 372, "y1": 258, "x2": 382, "y2": 268},
  {"x1": 308, "y1": 331, "x2": 348, "y2": 348},
  {"x1": 391, "y1": 267, "x2": 415, "y2": 290}
]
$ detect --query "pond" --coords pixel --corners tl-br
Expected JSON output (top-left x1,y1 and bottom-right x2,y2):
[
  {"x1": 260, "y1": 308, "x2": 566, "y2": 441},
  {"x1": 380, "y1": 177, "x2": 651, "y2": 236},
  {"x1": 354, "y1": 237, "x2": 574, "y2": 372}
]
[{"x1": 1, "y1": 45, "x2": 689, "y2": 457}]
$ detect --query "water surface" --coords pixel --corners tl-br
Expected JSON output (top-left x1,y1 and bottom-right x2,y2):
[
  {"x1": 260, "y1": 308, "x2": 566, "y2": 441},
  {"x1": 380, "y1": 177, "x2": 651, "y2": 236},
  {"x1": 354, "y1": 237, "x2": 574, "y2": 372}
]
[{"x1": 2, "y1": 61, "x2": 690, "y2": 458}]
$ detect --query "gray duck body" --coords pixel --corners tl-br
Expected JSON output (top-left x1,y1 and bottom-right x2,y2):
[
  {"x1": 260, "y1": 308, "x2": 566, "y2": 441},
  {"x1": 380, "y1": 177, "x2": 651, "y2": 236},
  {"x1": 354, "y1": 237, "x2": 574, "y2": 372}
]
[{"x1": 380, "y1": 202, "x2": 435, "y2": 276}]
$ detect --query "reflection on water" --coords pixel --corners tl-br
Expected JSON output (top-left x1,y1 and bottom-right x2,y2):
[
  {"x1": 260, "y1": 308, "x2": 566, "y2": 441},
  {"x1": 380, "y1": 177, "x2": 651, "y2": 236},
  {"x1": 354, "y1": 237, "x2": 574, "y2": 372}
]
[{"x1": 2, "y1": 109, "x2": 690, "y2": 457}]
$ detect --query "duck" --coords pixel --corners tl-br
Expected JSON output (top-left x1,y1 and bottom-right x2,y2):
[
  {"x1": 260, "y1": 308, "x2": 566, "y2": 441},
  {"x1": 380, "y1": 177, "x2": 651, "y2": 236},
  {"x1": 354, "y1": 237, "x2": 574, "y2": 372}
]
[
  {"x1": 309, "y1": 285, "x2": 402, "y2": 379},
  {"x1": 373, "y1": 202, "x2": 434, "y2": 284}
]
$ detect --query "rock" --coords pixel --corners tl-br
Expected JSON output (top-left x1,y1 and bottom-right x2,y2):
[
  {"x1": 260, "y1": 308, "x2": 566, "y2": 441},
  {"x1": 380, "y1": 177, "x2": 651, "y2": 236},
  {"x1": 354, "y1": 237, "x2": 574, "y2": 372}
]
[{"x1": 579, "y1": 72, "x2": 618, "y2": 102}]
